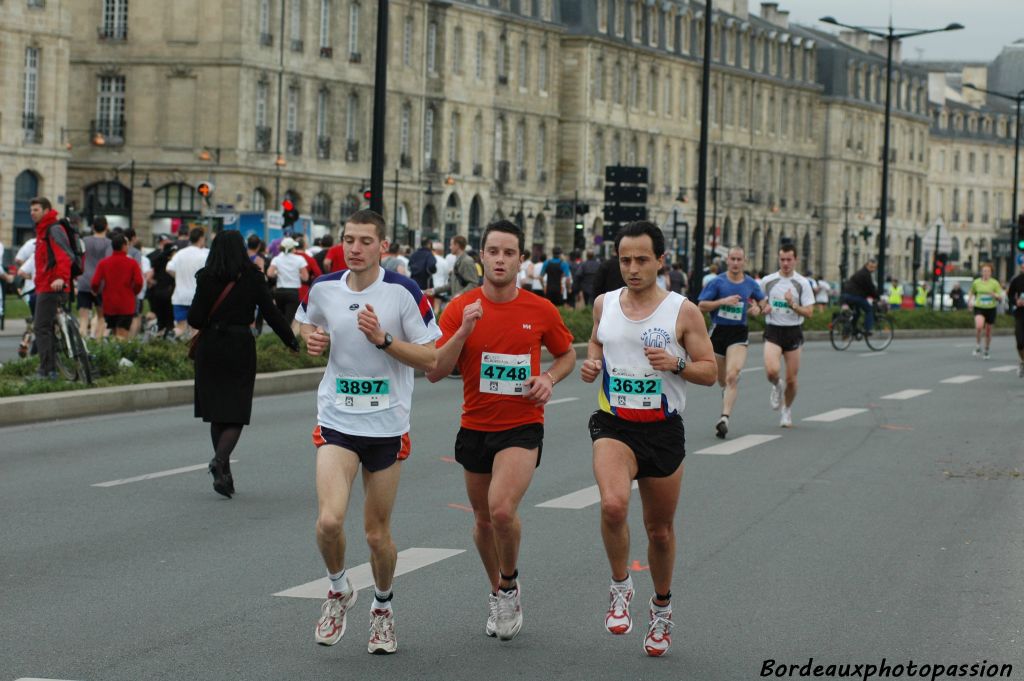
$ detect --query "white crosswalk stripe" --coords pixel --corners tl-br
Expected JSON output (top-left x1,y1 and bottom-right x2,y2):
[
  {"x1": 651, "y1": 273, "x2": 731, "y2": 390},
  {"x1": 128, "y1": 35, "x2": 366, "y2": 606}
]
[
  {"x1": 803, "y1": 408, "x2": 869, "y2": 423},
  {"x1": 940, "y1": 375, "x2": 982, "y2": 384},
  {"x1": 695, "y1": 434, "x2": 781, "y2": 455},
  {"x1": 881, "y1": 389, "x2": 931, "y2": 400},
  {"x1": 989, "y1": 365, "x2": 1018, "y2": 373},
  {"x1": 273, "y1": 548, "x2": 465, "y2": 599},
  {"x1": 537, "y1": 481, "x2": 638, "y2": 509}
]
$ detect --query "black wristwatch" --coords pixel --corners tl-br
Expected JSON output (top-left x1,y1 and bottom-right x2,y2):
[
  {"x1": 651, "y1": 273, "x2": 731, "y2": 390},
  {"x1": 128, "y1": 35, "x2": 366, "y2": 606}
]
[
  {"x1": 375, "y1": 332, "x2": 394, "y2": 350},
  {"x1": 671, "y1": 356, "x2": 686, "y2": 375}
]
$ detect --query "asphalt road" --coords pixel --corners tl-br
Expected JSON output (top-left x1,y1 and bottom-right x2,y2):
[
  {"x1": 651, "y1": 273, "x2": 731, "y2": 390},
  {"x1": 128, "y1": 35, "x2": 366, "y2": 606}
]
[{"x1": 2, "y1": 337, "x2": 1022, "y2": 681}]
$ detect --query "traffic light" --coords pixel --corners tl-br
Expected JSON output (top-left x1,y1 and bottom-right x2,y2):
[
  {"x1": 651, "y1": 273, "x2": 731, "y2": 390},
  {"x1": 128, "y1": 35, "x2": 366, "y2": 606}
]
[
  {"x1": 363, "y1": 189, "x2": 372, "y2": 203},
  {"x1": 933, "y1": 253, "x2": 948, "y2": 278},
  {"x1": 574, "y1": 217, "x2": 585, "y2": 252},
  {"x1": 196, "y1": 181, "x2": 214, "y2": 201},
  {"x1": 575, "y1": 202, "x2": 590, "y2": 216},
  {"x1": 282, "y1": 199, "x2": 299, "y2": 231},
  {"x1": 1016, "y1": 213, "x2": 1024, "y2": 251}
]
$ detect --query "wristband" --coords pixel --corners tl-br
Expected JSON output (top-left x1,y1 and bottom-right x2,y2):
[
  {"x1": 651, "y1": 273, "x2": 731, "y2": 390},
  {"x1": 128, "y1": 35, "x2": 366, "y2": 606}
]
[{"x1": 544, "y1": 371, "x2": 556, "y2": 384}]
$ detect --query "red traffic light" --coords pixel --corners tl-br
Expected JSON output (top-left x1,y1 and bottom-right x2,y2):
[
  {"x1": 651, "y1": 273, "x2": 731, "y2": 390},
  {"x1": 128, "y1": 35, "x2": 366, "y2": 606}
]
[
  {"x1": 362, "y1": 190, "x2": 372, "y2": 201},
  {"x1": 196, "y1": 181, "x2": 214, "y2": 198},
  {"x1": 282, "y1": 199, "x2": 294, "y2": 211}
]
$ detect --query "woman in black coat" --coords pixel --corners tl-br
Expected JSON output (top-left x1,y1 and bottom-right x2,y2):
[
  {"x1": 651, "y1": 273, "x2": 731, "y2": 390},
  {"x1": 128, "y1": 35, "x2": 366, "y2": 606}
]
[{"x1": 188, "y1": 230, "x2": 299, "y2": 498}]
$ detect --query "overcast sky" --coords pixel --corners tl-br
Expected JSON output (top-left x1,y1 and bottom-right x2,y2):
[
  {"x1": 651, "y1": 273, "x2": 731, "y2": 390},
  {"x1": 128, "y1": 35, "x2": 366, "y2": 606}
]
[{"x1": 757, "y1": 0, "x2": 1021, "y2": 63}]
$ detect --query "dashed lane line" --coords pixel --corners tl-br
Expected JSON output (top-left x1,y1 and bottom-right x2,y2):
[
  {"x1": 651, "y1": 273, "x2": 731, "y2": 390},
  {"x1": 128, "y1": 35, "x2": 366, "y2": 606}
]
[
  {"x1": 940, "y1": 375, "x2": 982, "y2": 384},
  {"x1": 803, "y1": 408, "x2": 869, "y2": 423},
  {"x1": 547, "y1": 397, "x2": 580, "y2": 405},
  {"x1": 273, "y1": 548, "x2": 466, "y2": 599},
  {"x1": 536, "y1": 481, "x2": 638, "y2": 509},
  {"x1": 881, "y1": 389, "x2": 932, "y2": 400},
  {"x1": 92, "y1": 460, "x2": 239, "y2": 488},
  {"x1": 989, "y1": 365, "x2": 1018, "y2": 373},
  {"x1": 695, "y1": 434, "x2": 781, "y2": 456}
]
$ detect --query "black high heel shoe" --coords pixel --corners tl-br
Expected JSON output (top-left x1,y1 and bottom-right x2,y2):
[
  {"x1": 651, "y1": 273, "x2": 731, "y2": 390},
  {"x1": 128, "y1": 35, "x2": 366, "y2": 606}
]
[{"x1": 209, "y1": 459, "x2": 232, "y2": 499}]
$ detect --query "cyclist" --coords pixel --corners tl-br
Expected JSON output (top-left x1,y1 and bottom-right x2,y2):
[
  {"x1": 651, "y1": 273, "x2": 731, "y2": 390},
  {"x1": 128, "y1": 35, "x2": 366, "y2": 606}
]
[
  {"x1": 840, "y1": 258, "x2": 880, "y2": 336},
  {"x1": 968, "y1": 263, "x2": 1004, "y2": 360},
  {"x1": 30, "y1": 196, "x2": 73, "y2": 381}
]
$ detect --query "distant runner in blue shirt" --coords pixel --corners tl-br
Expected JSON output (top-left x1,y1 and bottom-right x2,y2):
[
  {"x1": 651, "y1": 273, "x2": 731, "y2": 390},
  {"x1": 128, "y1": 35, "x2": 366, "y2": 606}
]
[{"x1": 697, "y1": 246, "x2": 767, "y2": 439}]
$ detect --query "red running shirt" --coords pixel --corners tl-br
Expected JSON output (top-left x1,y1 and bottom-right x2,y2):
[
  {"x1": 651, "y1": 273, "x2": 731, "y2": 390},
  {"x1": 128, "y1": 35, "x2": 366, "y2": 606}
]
[{"x1": 439, "y1": 288, "x2": 574, "y2": 431}]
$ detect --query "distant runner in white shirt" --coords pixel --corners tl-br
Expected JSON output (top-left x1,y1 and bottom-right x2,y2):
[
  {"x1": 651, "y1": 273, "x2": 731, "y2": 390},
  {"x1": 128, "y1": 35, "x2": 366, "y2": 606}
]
[
  {"x1": 299, "y1": 209, "x2": 440, "y2": 656},
  {"x1": 759, "y1": 243, "x2": 815, "y2": 427},
  {"x1": 166, "y1": 227, "x2": 209, "y2": 337}
]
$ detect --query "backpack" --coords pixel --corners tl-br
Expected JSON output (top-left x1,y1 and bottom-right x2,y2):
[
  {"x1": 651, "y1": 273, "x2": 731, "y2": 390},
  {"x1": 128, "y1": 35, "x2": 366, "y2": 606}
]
[
  {"x1": 45, "y1": 218, "x2": 86, "y2": 279},
  {"x1": 544, "y1": 259, "x2": 563, "y2": 295}
]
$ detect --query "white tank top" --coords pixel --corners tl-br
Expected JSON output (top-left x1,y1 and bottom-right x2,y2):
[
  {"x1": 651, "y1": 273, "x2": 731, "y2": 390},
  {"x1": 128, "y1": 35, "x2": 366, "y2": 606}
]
[{"x1": 596, "y1": 288, "x2": 688, "y2": 422}]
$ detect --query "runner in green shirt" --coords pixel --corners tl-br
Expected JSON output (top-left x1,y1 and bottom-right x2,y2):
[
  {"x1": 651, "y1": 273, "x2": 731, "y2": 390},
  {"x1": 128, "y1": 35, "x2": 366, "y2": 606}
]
[{"x1": 968, "y1": 263, "x2": 1004, "y2": 360}]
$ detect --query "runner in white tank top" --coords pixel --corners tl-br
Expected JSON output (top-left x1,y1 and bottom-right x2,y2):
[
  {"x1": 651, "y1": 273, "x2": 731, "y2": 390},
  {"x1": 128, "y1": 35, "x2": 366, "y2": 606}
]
[{"x1": 579, "y1": 222, "x2": 716, "y2": 657}]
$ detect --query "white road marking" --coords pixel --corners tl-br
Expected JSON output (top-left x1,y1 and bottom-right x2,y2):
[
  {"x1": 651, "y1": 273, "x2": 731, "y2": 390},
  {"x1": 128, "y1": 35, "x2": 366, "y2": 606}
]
[
  {"x1": 881, "y1": 389, "x2": 931, "y2": 400},
  {"x1": 954, "y1": 343, "x2": 976, "y2": 348},
  {"x1": 695, "y1": 434, "x2": 781, "y2": 455},
  {"x1": 803, "y1": 408, "x2": 869, "y2": 423},
  {"x1": 16, "y1": 678, "x2": 82, "y2": 681},
  {"x1": 547, "y1": 397, "x2": 579, "y2": 405},
  {"x1": 740, "y1": 366, "x2": 764, "y2": 374},
  {"x1": 92, "y1": 460, "x2": 239, "y2": 488},
  {"x1": 858, "y1": 351, "x2": 887, "y2": 357},
  {"x1": 989, "y1": 365, "x2": 1018, "y2": 373},
  {"x1": 537, "y1": 481, "x2": 638, "y2": 509},
  {"x1": 940, "y1": 375, "x2": 982, "y2": 384},
  {"x1": 273, "y1": 548, "x2": 466, "y2": 599}
]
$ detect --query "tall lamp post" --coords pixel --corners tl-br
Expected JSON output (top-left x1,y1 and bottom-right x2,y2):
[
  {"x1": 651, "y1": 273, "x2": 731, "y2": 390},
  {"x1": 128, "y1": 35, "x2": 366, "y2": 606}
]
[
  {"x1": 963, "y1": 82, "x2": 1023, "y2": 263},
  {"x1": 819, "y1": 16, "x2": 963, "y2": 288},
  {"x1": 690, "y1": 0, "x2": 712, "y2": 298}
]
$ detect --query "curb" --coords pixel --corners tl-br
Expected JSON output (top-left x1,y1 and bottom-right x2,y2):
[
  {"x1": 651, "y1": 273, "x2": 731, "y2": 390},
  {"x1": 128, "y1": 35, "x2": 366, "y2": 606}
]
[{"x1": 0, "y1": 328, "x2": 1014, "y2": 427}]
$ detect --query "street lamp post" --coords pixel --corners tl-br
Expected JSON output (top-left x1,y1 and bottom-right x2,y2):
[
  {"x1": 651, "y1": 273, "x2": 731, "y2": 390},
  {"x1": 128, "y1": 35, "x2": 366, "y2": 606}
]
[
  {"x1": 690, "y1": 0, "x2": 712, "y2": 298},
  {"x1": 963, "y1": 82, "x2": 1023, "y2": 264},
  {"x1": 819, "y1": 16, "x2": 963, "y2": 288},
  {"x1": 369, "y1": 0, "x2": 389, "y2": 216}
]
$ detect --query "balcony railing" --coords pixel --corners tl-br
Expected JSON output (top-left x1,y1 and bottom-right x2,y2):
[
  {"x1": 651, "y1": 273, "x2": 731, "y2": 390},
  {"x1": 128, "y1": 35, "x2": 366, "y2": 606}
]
[
  {"x1": 400, "y1": 153, "x2": 412, "y2": 169},
  {"x1": 345, "y1": 139, "x2": 359, "y2": 162},
  {"x1": 472, "y1": 163, "x2": 483, "y2": 177},
  {"x1": 425, "y1": 158, "x2": 439, "y2": 174},
  {"x1": 317, "y1": 135, "x2": 331, "y2": 160},
  {"x1": 517, "y1": 168, "x2": 527, "y2": 182},
  {"x1": 92, "y1": 118, "x2": 125, "y2": 145},
  {"x1": 255, "y1": 125, "x2": 272, "y2": 152},
  {"x1": 286, "y1": 130, "x2": 303, "y2": 155},
  {"x1": 260, "y1": 33, "x2": 274, "y2": 47},
  {"x1": 349, "y1": 52, "x2": 362, "y2": 63},
  {"x1": 320, "y1": 46, "x2": 334, "y2": 58},
  {"x1": 539, "y1": 170, "x2": 548, "y2": 183},
  {"x1": 23, "y1": 114, "x2": 43, "y2": 144},
  {"x1": 449, "y1": 160, "x2": 461, "y2": 174},
  {"x1": 496, "y1": 161, "x2": 510, "y2": 183},
  {"x1": 291, "y1": 39, "x2": 304, "y2": 52}
]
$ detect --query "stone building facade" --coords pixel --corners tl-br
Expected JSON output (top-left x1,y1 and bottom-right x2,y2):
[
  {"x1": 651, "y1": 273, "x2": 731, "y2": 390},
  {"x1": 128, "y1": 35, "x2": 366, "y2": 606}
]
[{"x1": 0, "y1": 0, "x2": 72, "y2": 247}]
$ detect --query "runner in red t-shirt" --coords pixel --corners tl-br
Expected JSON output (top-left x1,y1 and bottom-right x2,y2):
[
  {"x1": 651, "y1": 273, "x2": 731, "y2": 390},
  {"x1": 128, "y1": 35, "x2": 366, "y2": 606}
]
[
  {"x1": 427, "y1": 220, "x2": 576, "y2": 642},
  {"x1": 322, "y1": 242, "x2": 347, "y2": 273}
]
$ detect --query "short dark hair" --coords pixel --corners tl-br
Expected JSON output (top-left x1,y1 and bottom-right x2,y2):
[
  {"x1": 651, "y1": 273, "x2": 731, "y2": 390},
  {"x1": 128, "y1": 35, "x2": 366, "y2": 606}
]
[
  {"x1": 552, "y1": 246, "x2": 563, "y2": 257},
  {"x1": 295, "y1": 235, "x2": 306, "y2": 249},
  {"x1": 614, "y1": 221, "x2": 665, "y2": 258},
  {"x1": 92, "y1": 216, "x2": 108, "y2": 232},
  {"x1": 346, "y1": 209, "x2": 387, "y2": 240},
  {"x1": 779, "y1": 243, "x2": 796, "y2": 257},
  {"x1": 452, "y1": 235, "x2": 468, "y2": 250},
  {"x1": 110, "y1": 232, "x2": 128, "y2": 251},
  {"x1": 30, "y1": 196, "x2": 52, "y2": 211},
  {"x1": 189, "y1": 227, "x2": 205, "y2": 244},
  {"x1": 387, "y1": 241, "x2": 401, "y2": 254},
  {"x1": 247, "y1": 234, "x2": 262, "y2": 250},
  {"x1": 320, "y1": 234, "x2": 334, "y2": 247},
  {"x1": 420, "y1": 236, "x2": 433, "y2": 248},
  {"x1": 125, "y1": 227, "x2": 137, "y2": 241},
  {"x1": 480, "y1": 220, "x2": 525, "y2": 254}
]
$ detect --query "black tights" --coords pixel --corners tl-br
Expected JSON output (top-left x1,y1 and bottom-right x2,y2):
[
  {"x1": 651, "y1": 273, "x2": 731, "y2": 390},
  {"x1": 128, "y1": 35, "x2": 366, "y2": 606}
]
[{"x1": 210, "y1": 423, "x2": 243, "y2": 472}]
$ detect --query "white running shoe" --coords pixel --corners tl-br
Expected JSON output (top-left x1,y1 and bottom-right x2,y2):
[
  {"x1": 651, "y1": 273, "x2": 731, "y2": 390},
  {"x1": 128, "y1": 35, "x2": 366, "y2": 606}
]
[
  {"x1": 972, "y1": 347, "x2": 982, "y2": 357},
  {"x1": 983, "y1": 350, "x2": 991, "y2": 360},
  {"x1": 605, "y1": 582, "x2": 634, "y2": 634},
  {"x1": 715, "y1": 416, "x2": 729, "y2": 439},
  {"x1": 485, "y1": 593, "x2": 498, "y2": 637},
  {"x1": 643, "y1": 603, "x2": 674, "y2": 657},
  {"x1": 494, "y1": 583, "x2": 523, "y2": 641},
  {"x1": 780, "y1": 406, "x2": 793, "y2": 428},
  {"x1": 367, "y1": 608, "x2": 397, "y2": 654},
  {"x1": 315, "y1": 589, "x2": 357, "y2": 646},
  {"x1": 769, "y1": 381, "x2": 783, "y2": 410}
]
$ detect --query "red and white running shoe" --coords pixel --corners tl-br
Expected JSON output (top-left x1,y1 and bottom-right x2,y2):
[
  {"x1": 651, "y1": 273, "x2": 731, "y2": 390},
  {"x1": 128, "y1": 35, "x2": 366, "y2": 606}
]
[
  {"x1": 643, "y1": 603, "x2": 674, "y2": 657},
  {"x1": 367, "y1": 608, "x2": 397, "y2": 654},
  {"x1": 315, "y1": 589, "x2": 357, "y2": 646},
  {"x1": 605, "y1": 582, "x2": 634, "y2": 634}
]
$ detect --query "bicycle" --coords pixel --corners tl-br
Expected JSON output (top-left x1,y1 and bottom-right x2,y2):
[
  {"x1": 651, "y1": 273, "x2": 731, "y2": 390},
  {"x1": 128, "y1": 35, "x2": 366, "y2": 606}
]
[
  {"x1": 22, "y1": 301, "x2": 94, "y2": 383},
  {"x1": 829, "y1": 300, "x2": 894, "y2": 351}
]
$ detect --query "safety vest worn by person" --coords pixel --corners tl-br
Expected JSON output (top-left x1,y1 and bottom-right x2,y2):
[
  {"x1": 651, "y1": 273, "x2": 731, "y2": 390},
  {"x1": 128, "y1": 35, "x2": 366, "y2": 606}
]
[
  {"x1": 888, "y1": 285, "x2": 902, "y2": 306},
  {"x1": 915, "y1": 286, "x2": 927, "y2": 307}
]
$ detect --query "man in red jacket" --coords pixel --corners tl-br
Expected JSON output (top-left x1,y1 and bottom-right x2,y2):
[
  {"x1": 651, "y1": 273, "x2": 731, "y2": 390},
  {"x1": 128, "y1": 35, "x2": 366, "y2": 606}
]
[
  {"x1": 32, "y1": 196, "x2": 73, "y2": 380},
  {"x1": 91, "y1": 231, "x2": 143, "y2": 340}
]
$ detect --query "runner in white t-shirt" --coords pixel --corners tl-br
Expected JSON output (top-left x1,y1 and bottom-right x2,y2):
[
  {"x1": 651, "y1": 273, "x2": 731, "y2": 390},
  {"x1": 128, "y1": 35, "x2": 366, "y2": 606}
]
[
  {"x1": 165, "y1": 228, "x2": 209, "y2": 337},
  {"x1": 759, "y1": 244, "x2": 815, "y2": 427},
  {"x1": 298, "y1": 209, "x2": 440, "y2": 655}
]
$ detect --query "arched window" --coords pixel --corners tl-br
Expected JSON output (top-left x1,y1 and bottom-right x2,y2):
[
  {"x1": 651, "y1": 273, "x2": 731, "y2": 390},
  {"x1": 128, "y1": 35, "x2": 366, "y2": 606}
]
[
  {"x1": 251, "y1": 187, "x2": 269, "y2": 211},
  {"x1": 311, "y1": 192, "x2": 332, "y2": 222},
  {"x1": 153, "y1": 183, "x2": 201, "y2": 215}
]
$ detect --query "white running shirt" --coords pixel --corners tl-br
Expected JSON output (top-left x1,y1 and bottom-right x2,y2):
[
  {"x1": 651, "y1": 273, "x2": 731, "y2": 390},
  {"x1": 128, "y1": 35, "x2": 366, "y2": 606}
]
[
  {"x1": 298, "y1": 267, "x2": 441, "y2": 437},
  {"x1": 269, "y1": 252, "x2": 307, "y2": 289},
  {"x1": 166, "y1": 246, "x2": 209, "y2": 306},
  {"x1": 761, "y1": 271, "x2": 815, "y2": 327}
]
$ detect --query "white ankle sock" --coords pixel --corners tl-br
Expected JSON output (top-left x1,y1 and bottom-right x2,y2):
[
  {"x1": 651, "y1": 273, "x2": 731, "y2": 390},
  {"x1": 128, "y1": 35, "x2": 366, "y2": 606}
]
[
  {"x1": 328, "y1": 569, "x2": 349, "y2": 595},
  {"x1": 373, "y1": 588, "x2": 393, "y2": 611},
  {"x1": 613, "y1": 574, "x2": 634, "y2": 590}
]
